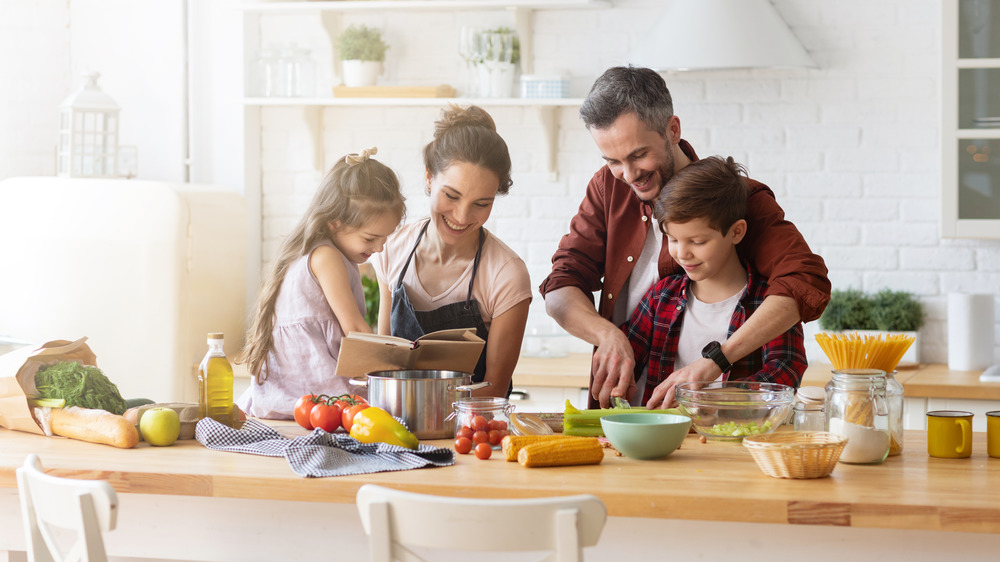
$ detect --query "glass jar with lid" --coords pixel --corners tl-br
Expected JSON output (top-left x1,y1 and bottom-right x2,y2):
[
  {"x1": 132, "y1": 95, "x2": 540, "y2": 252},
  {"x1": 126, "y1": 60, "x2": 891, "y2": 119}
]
[
  {"x1": 451, "y1": 397, "x2": 513, "y2": 449},
  {"x1": 825, "y1": 369, "x2": 890, "y2": 464},
  {"x1": 793, "y1": 385, "x2": 826, "y2": 431},
  {"x1": 886, "y1": 371, "x2": 904, "y2": 456}
]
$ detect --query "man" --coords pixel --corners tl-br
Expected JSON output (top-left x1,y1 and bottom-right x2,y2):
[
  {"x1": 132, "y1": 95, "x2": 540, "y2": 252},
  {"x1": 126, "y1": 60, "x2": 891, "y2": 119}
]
[{"x1": 539, "y1": 66, "x2": 829, "y2": 408}]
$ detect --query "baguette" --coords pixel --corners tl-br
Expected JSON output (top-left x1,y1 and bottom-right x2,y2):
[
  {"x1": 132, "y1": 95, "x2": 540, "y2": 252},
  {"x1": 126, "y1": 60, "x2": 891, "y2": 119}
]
[{"x1": 51, "y1": 406, "x2": 140, "y2": 448}]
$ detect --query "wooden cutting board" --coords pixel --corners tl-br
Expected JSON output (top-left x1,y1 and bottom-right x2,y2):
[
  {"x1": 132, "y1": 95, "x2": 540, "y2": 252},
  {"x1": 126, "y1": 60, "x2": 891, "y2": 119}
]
[{"x1": 332, "y1": 85, "x2": 457, "y2": 98}]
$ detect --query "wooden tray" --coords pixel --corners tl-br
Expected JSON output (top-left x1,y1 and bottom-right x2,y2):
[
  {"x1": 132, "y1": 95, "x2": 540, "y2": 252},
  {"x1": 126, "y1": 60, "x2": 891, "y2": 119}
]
[{"x1": 332, "y1": 85, "x2": 456, "y2": 98}]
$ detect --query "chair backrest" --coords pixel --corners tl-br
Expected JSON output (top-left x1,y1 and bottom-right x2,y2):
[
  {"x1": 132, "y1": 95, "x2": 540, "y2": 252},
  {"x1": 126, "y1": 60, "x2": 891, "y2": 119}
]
[
  {"x1": 16, "y1": 454, "x2": 118, "y2": 562},
  {"x1": 356, "y1": 484, "x2": 607, "y2": 562}
]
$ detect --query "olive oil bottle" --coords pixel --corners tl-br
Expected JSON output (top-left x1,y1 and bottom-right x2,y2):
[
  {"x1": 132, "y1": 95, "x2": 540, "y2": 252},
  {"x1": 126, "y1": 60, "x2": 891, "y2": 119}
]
[{"x1": 198, "y1": 332, "x2": 233, "y2": 425}]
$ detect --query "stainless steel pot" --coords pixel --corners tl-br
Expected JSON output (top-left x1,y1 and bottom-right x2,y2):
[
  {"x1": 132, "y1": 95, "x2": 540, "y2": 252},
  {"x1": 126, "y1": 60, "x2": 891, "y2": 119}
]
[{"x1": 350, "y1": 370, "x2": 489, "y2": 439}]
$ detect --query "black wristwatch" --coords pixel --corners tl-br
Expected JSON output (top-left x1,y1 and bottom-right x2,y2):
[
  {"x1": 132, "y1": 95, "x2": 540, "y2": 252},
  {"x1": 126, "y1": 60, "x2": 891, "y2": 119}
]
[{"x1": 701, "y1": 341, "x2": 732, "y2": 373}]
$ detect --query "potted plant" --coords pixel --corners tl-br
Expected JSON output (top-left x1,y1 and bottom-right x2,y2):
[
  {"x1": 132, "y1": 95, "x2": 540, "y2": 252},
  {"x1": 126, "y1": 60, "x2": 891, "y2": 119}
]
[
  {"x1": 818, "y1": 288, "x2": 925, "y2": 364},
  {"x1": 336, "y1": 24, "x2": 389, "y2": 87}
]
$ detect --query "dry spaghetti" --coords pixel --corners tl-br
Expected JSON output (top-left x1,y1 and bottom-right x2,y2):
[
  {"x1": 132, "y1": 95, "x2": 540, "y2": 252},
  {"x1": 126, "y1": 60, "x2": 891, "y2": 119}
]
[{"x1": 814, "y1": 332, "x2": 914, "y2": 372}]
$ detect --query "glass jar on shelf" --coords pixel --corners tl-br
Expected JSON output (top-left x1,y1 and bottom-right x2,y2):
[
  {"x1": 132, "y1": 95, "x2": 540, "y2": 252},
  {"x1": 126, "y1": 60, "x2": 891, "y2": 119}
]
[
  {"x1": 825, "y1": 369, "x2": 890, "y2": 464},
  {"x1": 450, "y1": 396, "x2": 513, "y2": 450}
]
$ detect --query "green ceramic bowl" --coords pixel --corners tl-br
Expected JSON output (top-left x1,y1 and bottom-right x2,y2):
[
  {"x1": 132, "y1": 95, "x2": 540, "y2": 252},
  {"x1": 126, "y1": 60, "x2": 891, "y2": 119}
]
[{"x1": 600, "y1": 413, "x2": 691, "y2": 460}]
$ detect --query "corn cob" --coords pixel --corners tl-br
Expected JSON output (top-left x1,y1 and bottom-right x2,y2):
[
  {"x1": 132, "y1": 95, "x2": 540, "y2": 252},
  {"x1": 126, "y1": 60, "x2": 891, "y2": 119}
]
[
  {"x1": 517, "y1": 437, "x2": 604, "y2": 468},
  {"x1": 501, "y1": 434, "x2": 584, "y2": 461}
]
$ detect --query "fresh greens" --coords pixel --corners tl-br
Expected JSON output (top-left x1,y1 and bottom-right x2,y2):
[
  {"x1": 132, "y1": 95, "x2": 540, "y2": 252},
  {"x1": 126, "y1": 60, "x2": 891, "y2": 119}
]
[
  {"x1": 563, "y1": 399, "x2": 684, "y2": 437},
  {"x1": 34, "y1": 361, "x2": 127, "y2": 415},
  {"x1": 706, "y1": 420, "x2": 773, "y2": 437}
]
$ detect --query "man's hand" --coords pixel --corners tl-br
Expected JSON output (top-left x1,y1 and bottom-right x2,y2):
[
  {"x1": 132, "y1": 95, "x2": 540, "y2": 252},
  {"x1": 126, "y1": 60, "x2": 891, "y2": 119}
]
[
  {"x1": 645, "y1": 357, "x2": 721, "y2": 409},
  {"x1": 591, "y1": 327, "x2": 636, "y2": 408}
]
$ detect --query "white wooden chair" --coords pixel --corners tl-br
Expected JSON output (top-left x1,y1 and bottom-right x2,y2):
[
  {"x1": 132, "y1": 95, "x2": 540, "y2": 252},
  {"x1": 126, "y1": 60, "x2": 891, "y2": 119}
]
[
  {"x1": 16, "y1": 454, "x2": 118, "y2": 562},
  {"x1": 355, "y1": 483, "x2": 607, "y2": 562}
]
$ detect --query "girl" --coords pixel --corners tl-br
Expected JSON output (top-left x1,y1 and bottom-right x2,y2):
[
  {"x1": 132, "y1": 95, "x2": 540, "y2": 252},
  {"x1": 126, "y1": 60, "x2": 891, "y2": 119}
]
[
  {"x1": 373, "y1": 105, "x2": 531, "y2": 398},
  {"x1": 237, "y1": 147, "x2": 405, "y2": 419}
]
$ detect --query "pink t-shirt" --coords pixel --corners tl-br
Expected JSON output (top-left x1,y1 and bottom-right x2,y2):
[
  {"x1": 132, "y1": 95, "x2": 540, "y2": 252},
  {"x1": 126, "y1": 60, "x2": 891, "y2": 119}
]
[{"x1": 372, "y1": 220, "x2": 532, "y2": 329}]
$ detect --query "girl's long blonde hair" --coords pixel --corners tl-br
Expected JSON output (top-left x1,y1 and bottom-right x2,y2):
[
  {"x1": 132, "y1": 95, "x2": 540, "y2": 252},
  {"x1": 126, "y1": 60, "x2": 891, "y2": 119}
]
[{"x1": 239, "y1": 148, "x2": 405, "y2": 382}]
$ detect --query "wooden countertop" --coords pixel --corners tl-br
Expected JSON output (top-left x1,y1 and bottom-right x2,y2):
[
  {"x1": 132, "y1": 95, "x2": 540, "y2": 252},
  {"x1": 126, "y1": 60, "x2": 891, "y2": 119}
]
[
  {"x1": 513, "y1": 353, "x2": 1000, "y2": 401},
  {"x1": 2, "y1": 423, "x2": 1000, "y2": 534}
]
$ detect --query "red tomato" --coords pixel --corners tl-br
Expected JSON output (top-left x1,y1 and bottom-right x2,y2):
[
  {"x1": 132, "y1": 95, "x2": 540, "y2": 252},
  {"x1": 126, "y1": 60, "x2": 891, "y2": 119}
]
[
  {"x1": 293, "y1": 395, "x2": 319, "y2": 430},
  {"x1": 342, "y1": 403, "x2": 370, "y2": 433},
  {"x1": 472, "y1": 415, "x2": 488, "y2": 432},
  {"x1": 487, "y1": 419, "x2": 508, "y2": 431},
  {"x1": 456, "y1": 426, "x2": 474, "y2": 440},
  {"x1": 454, "y1": 436, "x2": 473, "y2": 454},
  {"x1": 309, "y1": 403, "x2": 343, "y2": 433},
  {"x1": 487, "y1": 429, "x2": 504, "y2": 446},
  {"x1": 474, "y1": 442, "x2": 492, "y2": 460},
  {"x1": 472, "y1": 430, "x2": 489, "y2": 444}
]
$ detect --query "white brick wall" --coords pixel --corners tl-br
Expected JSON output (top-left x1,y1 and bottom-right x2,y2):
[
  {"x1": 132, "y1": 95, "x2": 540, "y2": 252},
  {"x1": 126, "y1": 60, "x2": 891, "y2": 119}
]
[{"x1": 6, "y1": 0, "x2": 1000, "y2": 365}]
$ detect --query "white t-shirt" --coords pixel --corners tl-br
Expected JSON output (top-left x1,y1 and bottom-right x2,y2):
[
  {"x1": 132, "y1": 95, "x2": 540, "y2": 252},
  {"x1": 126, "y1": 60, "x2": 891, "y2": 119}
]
[
  {"x1": 675, "y1": 286, "x2": 746, "y2": 375},
  {"x1": 372, "y1": 220, "x2": 533, "y2": 329}
]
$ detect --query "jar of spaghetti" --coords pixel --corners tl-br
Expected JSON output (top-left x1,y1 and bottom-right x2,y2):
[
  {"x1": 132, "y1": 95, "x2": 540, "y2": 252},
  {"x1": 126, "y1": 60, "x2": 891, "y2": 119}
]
[{"x1": 825, "y1": 369, "x2": 890, "y2": 464}]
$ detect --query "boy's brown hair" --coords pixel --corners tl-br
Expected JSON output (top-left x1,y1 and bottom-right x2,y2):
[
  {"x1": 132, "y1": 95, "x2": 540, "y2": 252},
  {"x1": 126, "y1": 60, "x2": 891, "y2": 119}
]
[{"x1": 654, "y1": 156, "x2": 749, "y2": 236}]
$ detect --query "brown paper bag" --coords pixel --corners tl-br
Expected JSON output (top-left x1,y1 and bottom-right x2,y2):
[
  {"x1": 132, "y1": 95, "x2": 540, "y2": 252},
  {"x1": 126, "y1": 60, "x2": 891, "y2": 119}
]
[{"x1": 0, "y1": 337, "x2": 97, "y2": 435}]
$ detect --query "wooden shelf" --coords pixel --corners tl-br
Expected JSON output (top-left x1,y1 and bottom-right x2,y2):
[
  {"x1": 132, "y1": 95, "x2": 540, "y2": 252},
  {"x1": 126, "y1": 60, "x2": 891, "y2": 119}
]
[
  {"x1": 242, "y1": 0, "x2": 612, "y2": 13},
  {"x1": 241, "y1": 96, "x2": 585, "y2": 107}
]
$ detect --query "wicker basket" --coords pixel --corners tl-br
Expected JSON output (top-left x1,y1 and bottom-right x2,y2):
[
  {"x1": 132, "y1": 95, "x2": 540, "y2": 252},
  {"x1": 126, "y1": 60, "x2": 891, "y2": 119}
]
[{"x1": 742, "y1": 431, "x2": 848, "y2": 479}]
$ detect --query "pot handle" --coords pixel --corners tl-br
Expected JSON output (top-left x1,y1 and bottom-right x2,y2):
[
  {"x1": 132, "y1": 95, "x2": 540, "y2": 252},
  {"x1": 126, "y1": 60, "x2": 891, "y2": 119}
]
[
  {"x1": 455, "y1": 381, "x2": 491, "y2": 392},
  {"x1": 349, "y1": 377, "x2": 368, "y2": 388}
]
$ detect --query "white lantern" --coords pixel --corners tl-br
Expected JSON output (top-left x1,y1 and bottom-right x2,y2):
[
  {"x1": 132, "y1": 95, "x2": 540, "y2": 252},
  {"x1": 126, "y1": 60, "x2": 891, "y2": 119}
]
[{"x1": 57, "y1": 73, "x2": 120, "y2": 178}]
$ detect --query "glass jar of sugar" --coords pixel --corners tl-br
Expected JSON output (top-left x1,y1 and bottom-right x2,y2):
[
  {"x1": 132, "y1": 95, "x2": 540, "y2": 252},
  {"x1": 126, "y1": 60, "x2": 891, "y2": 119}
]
[{"x1": 825, "y1": 369, "x2": 890, "y2": 464}]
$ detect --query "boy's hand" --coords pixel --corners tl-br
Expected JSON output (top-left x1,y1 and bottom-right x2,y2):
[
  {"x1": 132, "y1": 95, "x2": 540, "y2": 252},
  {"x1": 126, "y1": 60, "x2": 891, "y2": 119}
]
[
  {"x1": 645, "y1": 358, "x2": 722, "y2": 409},
  {"x1": 591, "y1": 328, "x2": 636, "y2": 408}
]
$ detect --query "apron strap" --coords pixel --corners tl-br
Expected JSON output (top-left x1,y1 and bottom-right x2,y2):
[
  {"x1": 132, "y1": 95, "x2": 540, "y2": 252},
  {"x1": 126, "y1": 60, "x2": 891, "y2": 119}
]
[
  {"x1": 465, "y1": 228, "x2": 486, "y2": 308},
  {"x1": 395, "y1": 220, "x2": 430, "y2": 291}
]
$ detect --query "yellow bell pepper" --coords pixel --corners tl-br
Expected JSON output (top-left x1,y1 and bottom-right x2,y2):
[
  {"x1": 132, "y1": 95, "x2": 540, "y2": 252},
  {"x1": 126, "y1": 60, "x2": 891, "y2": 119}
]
[{"x1": 349, "y1": 406, "x2": 419, "y2": 450}]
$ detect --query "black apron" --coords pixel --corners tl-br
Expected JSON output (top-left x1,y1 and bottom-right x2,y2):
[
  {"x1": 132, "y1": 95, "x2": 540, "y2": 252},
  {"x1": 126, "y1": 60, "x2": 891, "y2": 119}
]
[{"x1": 391, "y1": 220, "x2": 509, "y2": 395}]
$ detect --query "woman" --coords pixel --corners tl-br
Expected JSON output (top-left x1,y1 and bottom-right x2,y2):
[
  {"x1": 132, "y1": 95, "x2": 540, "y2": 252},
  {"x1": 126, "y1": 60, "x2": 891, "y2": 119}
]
[{"x1": 373, "y1": 105, "x2": 531, "y2": 397}]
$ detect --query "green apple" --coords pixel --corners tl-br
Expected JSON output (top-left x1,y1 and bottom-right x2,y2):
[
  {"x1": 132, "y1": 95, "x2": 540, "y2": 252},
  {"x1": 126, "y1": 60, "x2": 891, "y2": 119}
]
[{"x1": 139, "y1": 407, "x2": 181, "y2": 446}]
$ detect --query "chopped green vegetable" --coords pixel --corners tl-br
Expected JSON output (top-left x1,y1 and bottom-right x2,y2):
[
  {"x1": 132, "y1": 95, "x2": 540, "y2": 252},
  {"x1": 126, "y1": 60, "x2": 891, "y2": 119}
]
[
  {"x1": 34, "y1": 361, "x2": 127, "y2": 415},
  {"x1": 563, "y1": 399, "x2": 685, "y2": 437},
  {"x1": 705, "y1": 420, "x2": 773, "y2": 437}
]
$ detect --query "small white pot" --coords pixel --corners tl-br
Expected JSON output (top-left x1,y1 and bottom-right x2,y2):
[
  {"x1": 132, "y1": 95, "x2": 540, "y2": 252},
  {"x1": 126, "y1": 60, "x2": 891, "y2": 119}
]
[{"x1": 342, "y1": 60, "x2": 381, "y2": 87}]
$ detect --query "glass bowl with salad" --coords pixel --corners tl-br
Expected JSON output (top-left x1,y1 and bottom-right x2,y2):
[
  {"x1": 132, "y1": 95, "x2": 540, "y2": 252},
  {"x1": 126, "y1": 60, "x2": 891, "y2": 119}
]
[{"x1": 675, "y1": 381, "x2": 794, "y2": 441}]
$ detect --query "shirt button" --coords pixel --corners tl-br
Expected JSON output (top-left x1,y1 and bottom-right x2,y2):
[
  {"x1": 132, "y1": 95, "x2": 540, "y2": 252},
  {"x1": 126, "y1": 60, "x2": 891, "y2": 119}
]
[
  {"x1": 627, "y1": 256, "x2": 634, "y2": 262},
  {"x1": 641, "y1": 216, "x2": 648, "y2": 222},
  {"x1": 607, "y1": 293, "x2": 614, "y2": 300}
]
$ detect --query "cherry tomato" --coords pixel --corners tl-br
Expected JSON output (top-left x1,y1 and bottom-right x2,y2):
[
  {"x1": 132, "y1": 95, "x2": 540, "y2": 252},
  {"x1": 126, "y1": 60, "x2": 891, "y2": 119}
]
[
  {"x1": 456, "y1": 426, "x2": 474, "y2": 440},
  {"x1": 293, "y1": 395, "x2": 319, "y2": 430},
  {"x1": 342, "y1": 403, "x2": 370, "y2": 433},
  {"x1": 474, "y1": 442, "x2": 492, "y2": 460},
  {"x1": 454, "y1": 436, "x2": 473, "y2": 454},
  {"x1": 487, "y1": 419, "x2": 508, "y2": 431},
  {"x1": 472, "y1": 415, "x2": 488, "y2": 432},
  {"x1": 472, "y1": 430, "x2": 489, "y2": 444},
  {"x1": 488, "y1": 429, "x2": 504, "y2": 446},
  {"x1": 309, "y1": 402, "x2": 343, "y2": 433}
]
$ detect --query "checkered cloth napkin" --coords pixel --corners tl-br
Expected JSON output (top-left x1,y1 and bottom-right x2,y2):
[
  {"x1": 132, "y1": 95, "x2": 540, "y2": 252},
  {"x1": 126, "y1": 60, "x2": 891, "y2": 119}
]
[{"x1": 195, "y1": 418, "x2": 455, "y2": 477}]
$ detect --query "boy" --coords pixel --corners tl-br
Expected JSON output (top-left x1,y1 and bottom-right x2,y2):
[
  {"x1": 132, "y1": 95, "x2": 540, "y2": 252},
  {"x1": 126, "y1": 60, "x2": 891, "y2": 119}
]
[{"x1": 622, "y1": 156, "x2": 807, "y2": 409}]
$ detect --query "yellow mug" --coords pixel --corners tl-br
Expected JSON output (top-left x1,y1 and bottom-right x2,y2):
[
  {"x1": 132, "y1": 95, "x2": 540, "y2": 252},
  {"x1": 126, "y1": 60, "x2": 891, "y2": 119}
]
[
  {"x1": 927, "y1": 410, "x2": 973, "y2": 458},
  {"x1": 988, "y1": 411, "x2": 1000, "y2": 459}
]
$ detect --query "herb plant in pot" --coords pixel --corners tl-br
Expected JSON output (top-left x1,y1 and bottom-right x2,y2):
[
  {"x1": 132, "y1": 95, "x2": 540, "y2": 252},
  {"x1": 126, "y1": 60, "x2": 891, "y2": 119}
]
[
  {"x1": 818, "y1": 288, "x2": 925, "y2": 365},
  {"x1": 336, "y1": 24, "x2": 388, "y2": 87}
]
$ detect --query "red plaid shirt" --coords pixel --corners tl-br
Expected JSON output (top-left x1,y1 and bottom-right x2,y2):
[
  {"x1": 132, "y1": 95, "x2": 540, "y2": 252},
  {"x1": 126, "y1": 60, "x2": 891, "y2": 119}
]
[{"x1": 622, "y1": 266, "x2": 807, "y2": 405}]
